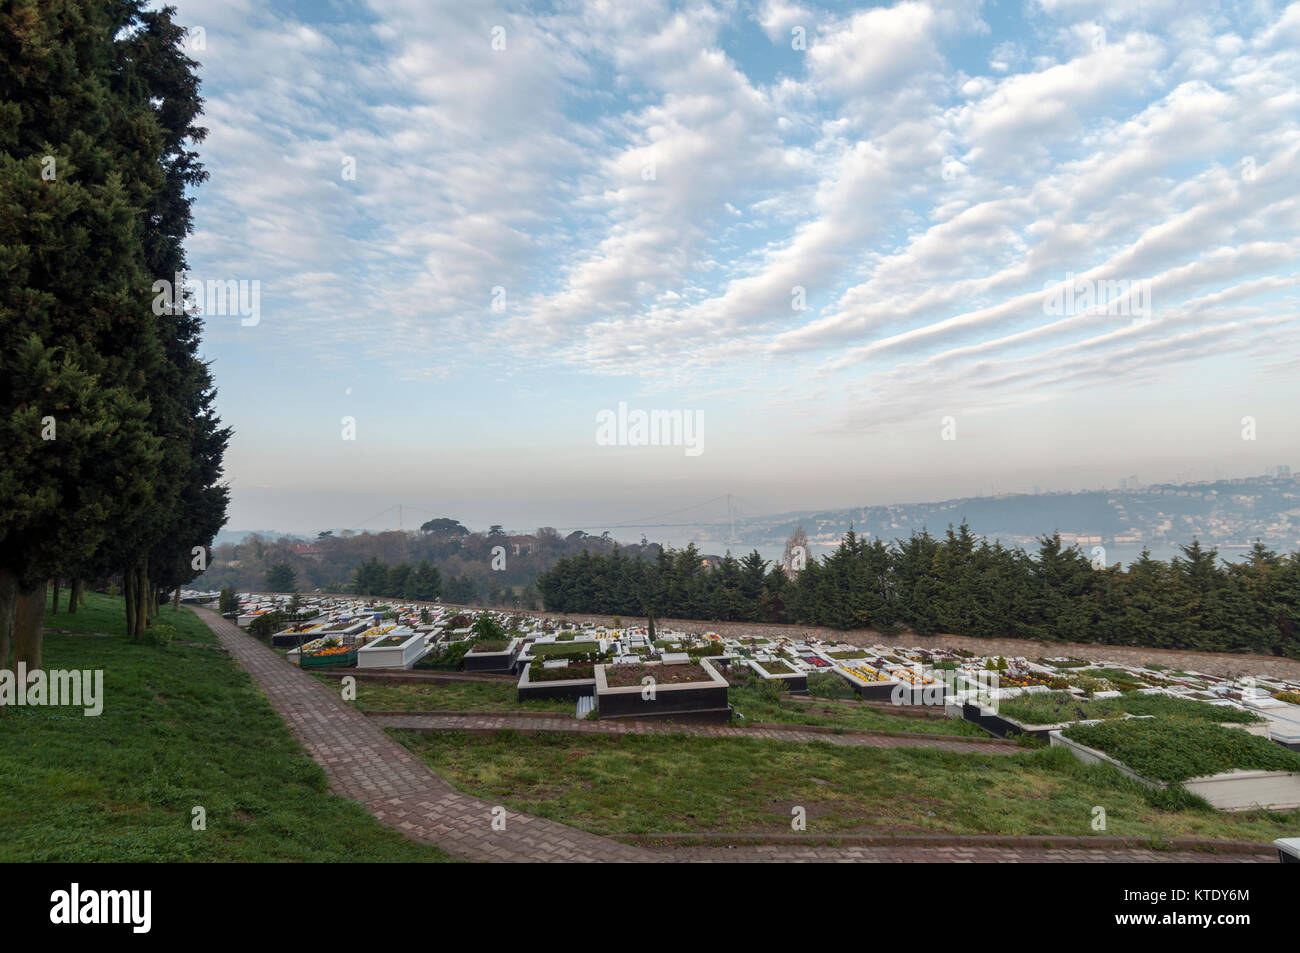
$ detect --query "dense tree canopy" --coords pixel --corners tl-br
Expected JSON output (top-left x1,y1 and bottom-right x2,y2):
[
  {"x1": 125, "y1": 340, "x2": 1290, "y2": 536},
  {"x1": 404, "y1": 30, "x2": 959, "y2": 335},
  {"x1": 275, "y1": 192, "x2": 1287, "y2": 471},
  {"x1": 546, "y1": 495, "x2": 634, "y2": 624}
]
[{"x1": 536, "y1": 529, "x2": 1300, "y2": 657}]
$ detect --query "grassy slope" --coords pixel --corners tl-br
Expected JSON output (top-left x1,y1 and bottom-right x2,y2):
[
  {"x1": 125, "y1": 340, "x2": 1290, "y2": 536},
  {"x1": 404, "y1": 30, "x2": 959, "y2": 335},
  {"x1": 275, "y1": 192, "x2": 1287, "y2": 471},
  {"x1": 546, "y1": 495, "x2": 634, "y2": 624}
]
[
  {"x1": 393, "y1": 729, "x2": 1300, "y2": 842},
  {"x1": 0, "y1": 591, "x2": 452, "y2": 861}
]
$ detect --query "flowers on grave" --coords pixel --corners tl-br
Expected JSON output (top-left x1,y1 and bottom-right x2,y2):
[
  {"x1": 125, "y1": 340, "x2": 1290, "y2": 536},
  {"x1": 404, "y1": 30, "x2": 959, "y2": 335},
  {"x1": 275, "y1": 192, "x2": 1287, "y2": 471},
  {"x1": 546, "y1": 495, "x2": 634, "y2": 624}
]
[
  {"x1": 843, "y1": 663, "x2": 888, "y2": 683},
  {"x1": 306, "y1": 643, "x2": 353, "y2": 658},
  {"x1": 893, "y1": 667, "x2": 936, "y2": 686}
]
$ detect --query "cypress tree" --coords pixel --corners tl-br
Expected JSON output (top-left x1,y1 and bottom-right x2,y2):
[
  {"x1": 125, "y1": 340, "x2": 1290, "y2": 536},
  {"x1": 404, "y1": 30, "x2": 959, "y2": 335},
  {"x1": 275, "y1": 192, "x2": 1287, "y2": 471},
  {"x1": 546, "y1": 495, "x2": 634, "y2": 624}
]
[{"x1": 0, "y1": 0, "x2": 165, "y2": 665}]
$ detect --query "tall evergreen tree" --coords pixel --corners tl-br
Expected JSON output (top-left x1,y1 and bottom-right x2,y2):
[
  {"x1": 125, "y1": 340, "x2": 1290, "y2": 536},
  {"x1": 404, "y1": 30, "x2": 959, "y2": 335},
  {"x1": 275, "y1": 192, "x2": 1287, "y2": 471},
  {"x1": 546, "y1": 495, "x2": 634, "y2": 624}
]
[{"x1": 0, "y1": 0, "x2": 168, "y2": 664}]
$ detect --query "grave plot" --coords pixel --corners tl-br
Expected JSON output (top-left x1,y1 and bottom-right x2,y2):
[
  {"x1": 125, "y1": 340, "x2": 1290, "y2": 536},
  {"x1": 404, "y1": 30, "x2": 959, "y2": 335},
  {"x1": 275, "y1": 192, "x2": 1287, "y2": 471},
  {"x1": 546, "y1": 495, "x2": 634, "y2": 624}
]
[
  {"x1": 357, "y1": 627, "x2": 430, "y2": 669},
  {"x1": 834, "y1": 661, "x2": 900, "y2": 701},
  {"x1": 748, "y1": 657, "x2": 808, "y2": 694},
  {"x1": 525, "y1": 638, "x2": 603, "y2": 659},
  {"x1": 462, "y1": 637, "x2": 523, "y2": 673},
  {"x1": 1053, "y1": 719, "x2": 1300, "y2": 811},
  {"x1": 964, "y1": 685, "x2": 1266, "y2": 740},
  {"x1": 1242, "y1": 694, "x2": 1300, "y2": 751},
  {"x1": 594, "y1": 658, "x2": 730, "y2": 723},
  {"x1": 291, "y1": 636, "x2": 360, "y2": 669},
  {"x1": 516, "y1": 653, "x2": 601, "y2": 701},
  {"x1": 269, "y1": 620, "x2": 329, "y2": 648}
]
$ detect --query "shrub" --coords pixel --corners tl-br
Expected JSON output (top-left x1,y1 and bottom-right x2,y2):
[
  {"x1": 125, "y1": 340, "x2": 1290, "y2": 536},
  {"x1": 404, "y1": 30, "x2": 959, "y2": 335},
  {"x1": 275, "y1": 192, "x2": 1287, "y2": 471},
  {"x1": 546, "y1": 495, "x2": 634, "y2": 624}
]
[
  {"x1": 248, "y1": 611, "x2": 286, "y2": 641},
  {"x1": 140, "y1": 623, "x2": 177, "y2": 647},
  {"x1": 470, "y1": 612, "x2": 506, "y2": 645},
  {"x1": 749, "y1": 675, "x2": 787, "y2": 704},
  {"x1": 218, "y1": 587, "x2": 239, "y2": 614},
  {"x1": 416, "y1": 641, "x2": 472, "y2": 670},
  {"x1": 1073, "y1": 676, "x2": 1110, "y2": 696},
  {"x1": 807, "y1": 671, "x2": 856, "y2": 699}
]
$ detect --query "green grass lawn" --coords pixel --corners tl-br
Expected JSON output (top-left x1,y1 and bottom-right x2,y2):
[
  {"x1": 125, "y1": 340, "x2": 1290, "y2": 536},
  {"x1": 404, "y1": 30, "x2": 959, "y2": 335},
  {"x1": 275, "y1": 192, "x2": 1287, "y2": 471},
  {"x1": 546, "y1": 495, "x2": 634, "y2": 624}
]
[
  {"x1": 729, "y1": 684, "x2": 988, "y2": 737},
  {"x1": 319, "y1": 674, "x2": 573, "y2": 714},
  {"x1": 392, "y1": 728, "x2": 1300, "y2": 842},
  {"x1": 0, "y1": 590, "x2": 453, "y2": 861},
  {"x1": 41, "y1": 589, "x2": 212, "y2": 643}
]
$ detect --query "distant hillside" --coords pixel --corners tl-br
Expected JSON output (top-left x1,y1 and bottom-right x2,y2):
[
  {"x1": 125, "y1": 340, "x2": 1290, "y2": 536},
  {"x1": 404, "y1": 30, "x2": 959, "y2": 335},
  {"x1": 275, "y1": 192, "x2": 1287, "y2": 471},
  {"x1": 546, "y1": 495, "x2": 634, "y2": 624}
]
[
  {"x1": 214, "y1": 474, "x2": 1300, "y2": 569},
  {"x1": 644, "y1": 474, "x2": 1300, "y2": 566},
  {"x1": 212, "y1": 529, "x2": 308, "y2": 546}
]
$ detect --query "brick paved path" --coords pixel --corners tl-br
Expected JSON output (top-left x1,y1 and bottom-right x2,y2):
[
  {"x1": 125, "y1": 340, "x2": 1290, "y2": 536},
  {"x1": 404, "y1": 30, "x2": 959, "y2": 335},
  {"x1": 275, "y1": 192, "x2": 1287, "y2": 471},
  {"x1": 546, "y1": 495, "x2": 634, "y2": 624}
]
[
  {"x1": 368, "y1": 712, "x2": 1019, "y2": 754},
  {"x1": 192, "y1": 608, "x2": 1276, "y2": 864},
  {"x1": 639, "y1": 844, "x2": 1272, "y2": 862},
  {"x1": 193, "y1": 608, "x2": 651, "y2": 862}
]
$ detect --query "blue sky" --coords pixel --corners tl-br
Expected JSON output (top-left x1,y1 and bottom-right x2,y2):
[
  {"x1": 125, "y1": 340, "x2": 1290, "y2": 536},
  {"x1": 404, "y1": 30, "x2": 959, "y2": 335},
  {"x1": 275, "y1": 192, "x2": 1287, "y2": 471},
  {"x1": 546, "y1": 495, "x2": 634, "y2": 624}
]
[{"x1": 169, "y1": 0, "x2": 1300, "y2": 535}]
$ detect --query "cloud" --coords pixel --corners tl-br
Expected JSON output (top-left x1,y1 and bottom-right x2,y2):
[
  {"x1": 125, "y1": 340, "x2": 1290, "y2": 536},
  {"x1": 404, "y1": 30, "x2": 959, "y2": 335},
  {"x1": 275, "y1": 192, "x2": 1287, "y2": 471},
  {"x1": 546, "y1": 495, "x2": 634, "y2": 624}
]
[{"x1": 179, "y1": 0, "x2": 1300, "y2": 418}]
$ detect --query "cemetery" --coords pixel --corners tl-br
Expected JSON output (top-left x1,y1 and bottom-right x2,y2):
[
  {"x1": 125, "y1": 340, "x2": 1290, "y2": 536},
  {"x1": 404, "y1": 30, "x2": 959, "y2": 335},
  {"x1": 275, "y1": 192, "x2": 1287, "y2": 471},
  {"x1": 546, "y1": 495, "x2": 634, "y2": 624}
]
[{"x1": 214, "y1": 590, "x2": 1300, "y2": 811}]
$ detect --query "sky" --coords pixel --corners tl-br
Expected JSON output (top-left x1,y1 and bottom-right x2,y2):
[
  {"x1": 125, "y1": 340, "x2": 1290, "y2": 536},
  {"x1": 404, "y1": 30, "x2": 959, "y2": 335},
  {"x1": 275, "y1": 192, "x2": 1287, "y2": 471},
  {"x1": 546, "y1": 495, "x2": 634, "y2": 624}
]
[{"x1": 166, "y1": 0, "x2": 1300, "y2": 537}]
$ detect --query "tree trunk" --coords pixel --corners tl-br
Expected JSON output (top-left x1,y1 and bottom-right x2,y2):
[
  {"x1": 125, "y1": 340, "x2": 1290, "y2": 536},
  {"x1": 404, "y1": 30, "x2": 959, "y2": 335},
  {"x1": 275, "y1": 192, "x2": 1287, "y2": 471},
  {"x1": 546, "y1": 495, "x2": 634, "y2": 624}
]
[
  {"x1": 136, "y1": 561, "x2": 150, "y2": 635},
  {"x1": 0, "y1": 568, "x2": 17, "y2": 672},
  {"x1": 12, "y1": 580, "x2": 45, "y2": 670},
  {"x1": 130, "y1": 565, "x2": 140, "y2": 637},
  {"x1": 50, "y1": 578, "x2": 59, "y2": 616},
  {"x1": 68, "y1": 579, "x2": 82, "y2": 614},
  {"x1": 173, "y1": 585, "x2": 181, "y2": 611},
  {"x1": 124, "y1": 569, "x2": 136, "y2": 639}
]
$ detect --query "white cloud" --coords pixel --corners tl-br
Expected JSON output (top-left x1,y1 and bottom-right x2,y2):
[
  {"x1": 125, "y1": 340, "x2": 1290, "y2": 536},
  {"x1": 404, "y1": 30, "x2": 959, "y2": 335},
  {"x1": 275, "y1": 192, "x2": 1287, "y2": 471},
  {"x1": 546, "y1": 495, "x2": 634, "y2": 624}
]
[{"x1": 179, "y1": 0, "x2": 1300, "y2": 423}]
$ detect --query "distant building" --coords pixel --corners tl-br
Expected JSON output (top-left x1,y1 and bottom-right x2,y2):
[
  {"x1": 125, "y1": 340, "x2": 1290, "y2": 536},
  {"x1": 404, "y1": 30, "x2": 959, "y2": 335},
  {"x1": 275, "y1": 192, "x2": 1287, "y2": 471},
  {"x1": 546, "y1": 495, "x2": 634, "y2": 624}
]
[{"x1": 505, "y1": 535, "x2": 535, "y2": 557}]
